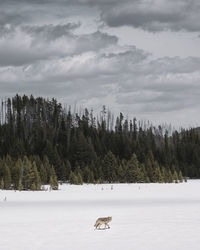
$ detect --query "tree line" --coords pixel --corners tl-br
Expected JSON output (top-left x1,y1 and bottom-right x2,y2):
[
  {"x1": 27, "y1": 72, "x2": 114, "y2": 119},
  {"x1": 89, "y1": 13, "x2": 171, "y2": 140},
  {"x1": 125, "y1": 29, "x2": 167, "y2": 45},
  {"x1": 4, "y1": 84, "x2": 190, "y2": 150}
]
[{"x1": 0, "y1": 94, "x2": 199, "y2": 189}]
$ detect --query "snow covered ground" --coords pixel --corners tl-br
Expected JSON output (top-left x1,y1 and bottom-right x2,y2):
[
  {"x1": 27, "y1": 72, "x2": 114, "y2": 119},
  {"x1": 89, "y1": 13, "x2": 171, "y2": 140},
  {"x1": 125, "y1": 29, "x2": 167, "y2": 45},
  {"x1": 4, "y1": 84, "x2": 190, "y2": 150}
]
[{"x1": 0, "y1": 180, "x2": 200, "y2": 250}]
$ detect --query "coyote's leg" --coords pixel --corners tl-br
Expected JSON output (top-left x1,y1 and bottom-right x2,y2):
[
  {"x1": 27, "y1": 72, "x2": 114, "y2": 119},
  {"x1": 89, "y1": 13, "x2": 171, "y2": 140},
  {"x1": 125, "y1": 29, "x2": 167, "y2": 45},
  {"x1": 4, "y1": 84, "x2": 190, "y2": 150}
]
[{"x1": 105, "y1": 223, "x2": 110, "y2": 229}]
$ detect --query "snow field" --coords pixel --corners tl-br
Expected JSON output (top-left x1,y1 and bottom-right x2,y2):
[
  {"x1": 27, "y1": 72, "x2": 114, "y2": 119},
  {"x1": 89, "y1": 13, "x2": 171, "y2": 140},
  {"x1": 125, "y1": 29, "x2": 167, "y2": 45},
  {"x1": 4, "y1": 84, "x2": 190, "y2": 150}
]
[{"x1": 0, "y1": 181, "x2": 200, "y2": 250}]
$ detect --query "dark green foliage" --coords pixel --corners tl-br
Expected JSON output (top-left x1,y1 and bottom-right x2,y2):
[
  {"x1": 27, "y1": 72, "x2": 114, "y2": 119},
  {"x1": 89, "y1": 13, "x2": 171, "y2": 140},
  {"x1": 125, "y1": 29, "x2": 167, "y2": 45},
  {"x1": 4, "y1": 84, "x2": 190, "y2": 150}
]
[
  {"x1": 102, "y1": 151, "x2": 118, "y2": 182},
  {"x1": 83, "y1": 166, "x2": 94, "y2": 183},
  {"x1": 77, "y1": 172, "x2": 83, "y2": 185},
  {"x1": 20, "y1": 157, "x2": 41, "y2": 190},
  {"x1": 69, "y1": 172, "x2": 79, "y2": 185},
  {"x1": 3, "y1": 164, "x2": 11, "y2": 189},
  {"x1": 1, "y1": 178, "x2": 4, "y2": 189},
  {"x1": 12, "y1": 159, "x2": 23, "y2": 189},
  {"x1": 0, "y1": 94, "x2": 198, "y2": 188},
  {"x1": 39, "y1": 164, "x2": 47, "y2": 185},
  {"x1": 50, "y1": 166, "x2": 58, "y2": 190},
  {"x1": 65, "y1": 160, "x2": 72, "y2": 181},
  {"x1": 126, "y1": 154, "x2": 145, "y2": 183},
  {"x1": 18, "y1": 179, "x2": 22, "y2": 191},
  {"x1": 173, "y1": 170, "x2": 179, "y2": 183},
  {"x1": 178, "y1": 170, "x2": 183, "y2": 183}
]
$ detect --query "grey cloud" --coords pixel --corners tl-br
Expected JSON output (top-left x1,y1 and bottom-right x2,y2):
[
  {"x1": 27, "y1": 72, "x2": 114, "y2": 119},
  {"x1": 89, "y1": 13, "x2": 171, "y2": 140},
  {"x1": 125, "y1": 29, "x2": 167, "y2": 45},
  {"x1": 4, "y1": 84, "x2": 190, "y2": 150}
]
[
  {"x1": 75, "y1": 31, "x2": 118, "y2": 53},
  {"x1": 99, "y1": 0, "x2": 200, "y2": 32},
  {"x1": 1, "y1": 49, "x2": 200, "y2": 116},
  {"x1": 0, "y1": 11, "x2": 24, "y2": 26},
  {"x1": 0, "y1": 24, "x2": 118, "y2": 66},
  {"x1": 18, "y1": 47, "x2": 146, "y2": 82},
  {"x1": 0, "y1": 0, "x2": 200, "y2": 126},
  {"x1": 116, "y1": 85, "x2": 200, "y2": 113},
  {"x1": 2, "y1": 0, "x2": 200, "y2": 33},
  {"x1": 113, "y1": 55, "x2": 200, "y2": 113},
  {"x1": 24, "y1": 23, "x2": 81, "y2": 40},
  {"x1": 139, "y1": 57, "x2": 200, "y2": 76}
]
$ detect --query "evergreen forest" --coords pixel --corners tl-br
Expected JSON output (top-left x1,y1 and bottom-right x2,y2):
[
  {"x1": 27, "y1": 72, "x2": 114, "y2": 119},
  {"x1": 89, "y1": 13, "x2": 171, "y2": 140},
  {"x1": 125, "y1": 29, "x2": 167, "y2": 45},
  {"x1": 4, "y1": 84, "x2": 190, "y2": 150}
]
[{"x1": 1, "y1": 94, "x2": 200, "y2": 190}]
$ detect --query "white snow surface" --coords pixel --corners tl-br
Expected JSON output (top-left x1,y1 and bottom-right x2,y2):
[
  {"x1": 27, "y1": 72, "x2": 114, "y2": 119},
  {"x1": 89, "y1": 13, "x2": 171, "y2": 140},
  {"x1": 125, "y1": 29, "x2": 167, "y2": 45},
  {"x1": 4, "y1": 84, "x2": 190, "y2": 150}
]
[{"x1": 0, "y1": 180, "x2": 200, "y2": 250}]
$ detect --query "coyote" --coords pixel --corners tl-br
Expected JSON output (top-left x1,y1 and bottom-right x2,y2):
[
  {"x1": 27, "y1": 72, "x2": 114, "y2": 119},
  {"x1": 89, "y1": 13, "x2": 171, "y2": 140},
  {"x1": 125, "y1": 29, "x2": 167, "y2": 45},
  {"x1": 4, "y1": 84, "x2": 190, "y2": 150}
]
[{"x1": 94, "y1": 216, "x2": 112, "y2": 229}]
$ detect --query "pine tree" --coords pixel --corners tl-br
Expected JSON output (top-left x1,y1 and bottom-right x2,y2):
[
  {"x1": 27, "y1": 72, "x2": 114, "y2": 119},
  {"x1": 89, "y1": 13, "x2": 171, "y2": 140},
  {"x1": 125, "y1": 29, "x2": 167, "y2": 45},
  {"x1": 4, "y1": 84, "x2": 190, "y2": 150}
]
[
  {"x1": 102, "y1": 151, "x2": 118, "y2": 182},
  {"x1": 69, "y1": 172, "x2": 79, "y2": 185},
  {"x1": 88, "y1": 170, "x2": 94, "y2": 183},
  {"x1": 145, "y1": 176, "x2": 150, "y2": 183},
  {"x1": 43, "y1": 155, "x2": 52, "y2": 183},
  {"x1": 18, "y1": 179, "x2": 23, "y2": 191},
  {"x1": 178, "y1": 170, "x2": 183, "y2": 183},
  {"x1": 40, "y1": 164, "x2": 47, "y2": 185},
  {"x1": 50, "y1": 166, "x2": 58, "y2": 190},
  {"x1": 0, "y1": 178, "x2": 4, "y2": 189},
  {"x1": 117, "y1": 164, "x2": 125, "y2": 183},
  {"x1": 144, "y1": 155, "x2": 154, "y2": 182},
  {"x1": 168, "y1": 169, "x2": 173, "y2": 183},
  {"x1": 12, "y1": 159, "x2": 23, "y2": 189},
  {"x1": 65, "y1": 160, "x2": 71, "y2": 181},
  {"x1": 173, "y1": 170, "x2": 179, "y2": 183},
  {"x1": 77, "y1": 172, "x2": 83, "y2": 185},
  {"x1": 31, "y1": 183, "x2": 36, "y2": 191},
  {"x1": 157, "y1": 166, "x2": 164, "y2": 183},
  {"x1": 126, "y1": 153, "x2": 142, "y2": 183},
  {"x1": 4, "y1": 164, "x2": 11, "y2": 189},
  {"x1": 83, "y1": 167, "x2": 95, "y2": 183},
  {"x1": 83, "y1": 166, "x2": 90, "y2": 183},
  {"x1": 73, "y1": 132, "x2": 97, "y2": 168},
  {"x1": 22, "y1": 156, "x2": 32, "y2": 190},
  {"x1": 32, "y1": 162, "x2": 41, "y2": 190}
]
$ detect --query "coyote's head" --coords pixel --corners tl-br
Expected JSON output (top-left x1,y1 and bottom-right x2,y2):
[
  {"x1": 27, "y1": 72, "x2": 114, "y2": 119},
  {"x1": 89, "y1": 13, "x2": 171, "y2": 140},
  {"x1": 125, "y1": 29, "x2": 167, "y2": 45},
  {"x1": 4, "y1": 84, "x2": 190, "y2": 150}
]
[{"x1": 108, "y1": 216, "x2": 112, "y2": 222}]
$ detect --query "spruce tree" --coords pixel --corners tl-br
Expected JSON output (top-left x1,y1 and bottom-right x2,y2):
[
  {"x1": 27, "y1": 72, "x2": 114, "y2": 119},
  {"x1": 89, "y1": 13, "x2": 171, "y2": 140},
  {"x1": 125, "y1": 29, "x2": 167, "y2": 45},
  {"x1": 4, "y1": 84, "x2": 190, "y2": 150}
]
[
  {"x1": 126, "y1": 153, "x2": 141, "y2": 183},
  {"x1": 65, "y1": 160, "x2": 72, "y2": 181},
  {"x1": 178, "y1": 170, "x2": 183, "y2": 183},
  {"x1": 40, "y1": 164, "x2": 47, "y2": 185},
  {"x1": 69, "y1": 172, "x2": 79, "y2": 185},
  {"x1": 18, "y1": 179, "x2": 23, "y2": 191},
  {"x1": 12, "y1": 159, "x2": 23, "y2": 189},
  {"x1": 4, "y1": 164, "x2": 11, "y2": 189},
  {"x1": 32, "y1": 162, "x2": 41, "y2": 190},
  {"x1": 43, "y1": 155, "x2": 52, "y2": 183},
  {"x1": 31, "y1": 183, "x2": 36, "y2": 191},
  {"x1": 102, "y1": 151, "x2": 118, "y2": 182},
  {"x1": 50, "y1": 166, "x2": 58, "y2": 190},
  {"x1": 0, "y1": 178, "x2": 4, "y2": 189},
  {"x1": 77, "y1": 172, "x2": 83, "y2": 185},
  {"x1": 173, "y1": 170, "x2": 179, "y2": 183},
  {"x1": 22, "y1": 156, "x2": 32, "y2": 190}
]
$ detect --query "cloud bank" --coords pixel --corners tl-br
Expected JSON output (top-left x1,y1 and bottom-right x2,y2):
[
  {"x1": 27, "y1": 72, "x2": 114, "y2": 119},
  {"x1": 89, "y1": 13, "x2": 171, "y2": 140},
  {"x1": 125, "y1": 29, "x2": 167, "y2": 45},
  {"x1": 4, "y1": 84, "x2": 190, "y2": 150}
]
[{"x1": 0, "y1": 0, "x2": 200, "y2": 127}]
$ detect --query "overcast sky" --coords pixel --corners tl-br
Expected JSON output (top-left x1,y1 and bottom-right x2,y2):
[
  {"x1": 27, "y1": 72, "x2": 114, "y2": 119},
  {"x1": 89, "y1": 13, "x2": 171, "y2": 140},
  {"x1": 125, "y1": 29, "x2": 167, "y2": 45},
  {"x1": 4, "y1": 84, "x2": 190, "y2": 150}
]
[{"x1": 0, "y1": 0, "x2": 200, "y2": 127}]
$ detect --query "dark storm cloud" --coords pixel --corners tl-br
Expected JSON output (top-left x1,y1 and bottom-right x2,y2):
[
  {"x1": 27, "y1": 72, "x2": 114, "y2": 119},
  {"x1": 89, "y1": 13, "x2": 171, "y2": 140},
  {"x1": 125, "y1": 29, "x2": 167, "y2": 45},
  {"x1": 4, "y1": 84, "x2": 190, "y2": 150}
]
[
  {"x1": 2, "y1": 0, "x2": 200, "y2": 33},
  {"x1": 0, "y1": 0, "x2": 200, "y2": 126},
  {"x1": 99, "y1": 0, "x2": 200, "y2": 32},
  {"x1": 0, "y1": 22, "x2": 118, "y2": 66},
  {"x1": 24, "y1": 23, "x2": 81, "y2": 40},
  {"x1": 1, "y1": 49, "x2": 200, "y2": 110},
  {"x1": 0, "y1": 12, "x2": 24, "y2": 26}
]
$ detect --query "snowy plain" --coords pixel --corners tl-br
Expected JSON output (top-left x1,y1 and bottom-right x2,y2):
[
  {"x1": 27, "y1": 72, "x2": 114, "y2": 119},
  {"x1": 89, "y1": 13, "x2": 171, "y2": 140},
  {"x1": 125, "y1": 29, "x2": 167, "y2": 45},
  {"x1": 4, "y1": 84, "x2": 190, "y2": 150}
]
[{"x1": 0, "y1": 180, "x2": 200, "y2": 250}]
